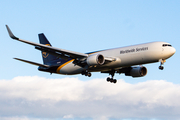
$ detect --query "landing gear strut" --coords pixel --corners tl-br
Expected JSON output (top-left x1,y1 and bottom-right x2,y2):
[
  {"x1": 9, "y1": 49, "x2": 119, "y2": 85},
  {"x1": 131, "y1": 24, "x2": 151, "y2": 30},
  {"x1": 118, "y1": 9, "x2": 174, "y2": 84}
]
[
  {"x1": 159, "y1": 59, "x2": 166, "y2": 70},
  {"x1": 106, "y1": 70, "x2": 117, "y2": 84}
]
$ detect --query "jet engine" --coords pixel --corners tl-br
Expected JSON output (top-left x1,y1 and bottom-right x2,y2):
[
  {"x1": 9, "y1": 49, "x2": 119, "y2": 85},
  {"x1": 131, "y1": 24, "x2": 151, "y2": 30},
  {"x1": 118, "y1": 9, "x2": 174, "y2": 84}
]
[
  {"x1": 87, "y1": 54, "x2": 105, "y2": 66},
  {"x1": 125, "y1": 66, "x2": 147, "y2": 77}
]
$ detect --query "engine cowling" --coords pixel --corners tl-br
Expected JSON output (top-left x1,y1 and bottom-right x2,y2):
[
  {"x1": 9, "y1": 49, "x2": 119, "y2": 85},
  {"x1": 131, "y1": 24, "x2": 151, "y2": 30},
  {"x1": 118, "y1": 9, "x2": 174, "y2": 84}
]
[
  {"x1": 86, "y1": 54, "x2": 105, "y2": 66},
  {"x1": 125, "y1": 66, "x2": 147, "y2": 77}
]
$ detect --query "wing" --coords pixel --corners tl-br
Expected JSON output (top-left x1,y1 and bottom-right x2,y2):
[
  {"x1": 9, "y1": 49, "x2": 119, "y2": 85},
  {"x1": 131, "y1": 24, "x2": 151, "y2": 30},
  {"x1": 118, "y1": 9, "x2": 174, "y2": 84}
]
[
  {"x1": 6, "y1": 25, "x2": 88, "y2": 59},
  {"x1": 6, "y1": 25, "x2": 116, "y2": 68}
]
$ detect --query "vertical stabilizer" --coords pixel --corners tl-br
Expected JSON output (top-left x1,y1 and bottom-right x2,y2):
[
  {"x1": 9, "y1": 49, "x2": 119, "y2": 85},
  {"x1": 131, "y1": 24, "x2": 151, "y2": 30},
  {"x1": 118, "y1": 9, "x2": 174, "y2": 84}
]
[{"x1": 38, "y1": 33, "x2": 57, "y2": 64}]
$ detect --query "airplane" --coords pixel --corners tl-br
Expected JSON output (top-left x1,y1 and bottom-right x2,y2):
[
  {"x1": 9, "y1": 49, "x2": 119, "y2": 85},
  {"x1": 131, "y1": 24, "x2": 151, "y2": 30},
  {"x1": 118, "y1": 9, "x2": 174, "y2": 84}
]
[{"x1": 6, "y1": 25, "x2": 176, "y2": 83}]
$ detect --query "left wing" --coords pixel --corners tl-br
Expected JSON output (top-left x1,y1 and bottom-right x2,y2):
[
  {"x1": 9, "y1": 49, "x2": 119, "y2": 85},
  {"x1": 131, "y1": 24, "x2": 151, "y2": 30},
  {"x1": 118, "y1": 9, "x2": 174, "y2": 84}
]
[
  {"x1": 6, "y1": 25, "x2": 88, "y2": 59},
  {"x1": 6, "y1": 25, "x2": 116, "y2": 67}
]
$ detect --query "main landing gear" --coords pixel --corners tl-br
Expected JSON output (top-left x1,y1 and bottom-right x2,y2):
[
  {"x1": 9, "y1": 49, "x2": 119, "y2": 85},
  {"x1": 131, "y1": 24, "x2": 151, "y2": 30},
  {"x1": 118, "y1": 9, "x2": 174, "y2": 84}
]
[
  {"x1": 106, "y1": 70, "x2": 117, "y2": 84},
  {"x1": 159, "y1": 59, "x2": 166, "y2": 70},
  {"x1": 81, "y1": 70, "x2": 92, "y2": 77},
  {"x1": 82, "y1": 69, "x2": 117, "y2": 84}
]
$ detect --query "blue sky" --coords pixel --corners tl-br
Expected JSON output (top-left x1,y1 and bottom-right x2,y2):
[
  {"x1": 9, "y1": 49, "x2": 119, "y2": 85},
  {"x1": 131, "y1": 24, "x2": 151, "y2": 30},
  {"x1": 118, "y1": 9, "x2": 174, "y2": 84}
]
[
  {"x1": 0, "y1": 0, "x2": 180, "y2": 120},
  {"x1": 0, "y1": 0, "x2": 179, "y2": 82}
]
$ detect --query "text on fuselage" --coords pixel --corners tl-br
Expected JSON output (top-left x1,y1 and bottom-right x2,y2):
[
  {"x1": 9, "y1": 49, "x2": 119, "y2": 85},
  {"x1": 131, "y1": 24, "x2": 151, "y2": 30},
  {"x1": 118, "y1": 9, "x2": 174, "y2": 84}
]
[{"x1": 120, "y1": 47, "x2": 148, "y2": 54}]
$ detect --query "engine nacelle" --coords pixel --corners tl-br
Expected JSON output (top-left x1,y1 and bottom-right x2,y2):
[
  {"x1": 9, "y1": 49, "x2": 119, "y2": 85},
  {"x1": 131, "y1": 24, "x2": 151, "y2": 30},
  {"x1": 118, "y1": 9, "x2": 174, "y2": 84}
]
[
  {"x1": 86, "y1": 54, "x2": 105, "y2": 66},
  {"x1": 125, "y1": 66, "x2": 147, "y2": 77}
]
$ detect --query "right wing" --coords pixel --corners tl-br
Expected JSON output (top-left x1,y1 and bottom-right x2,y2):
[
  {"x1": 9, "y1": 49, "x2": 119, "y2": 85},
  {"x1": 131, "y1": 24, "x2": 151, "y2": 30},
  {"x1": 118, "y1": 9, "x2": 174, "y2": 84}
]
[{"x1": 6, "y1": 25, "x2": 88, "y2": 59}]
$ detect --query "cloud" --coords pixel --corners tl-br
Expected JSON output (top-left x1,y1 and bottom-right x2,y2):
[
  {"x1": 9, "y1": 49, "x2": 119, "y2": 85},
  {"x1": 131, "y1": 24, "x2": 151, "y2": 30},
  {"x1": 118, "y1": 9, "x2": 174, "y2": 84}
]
[
  {"x1": 0, "y1": 76, "x2": 180, "y2": 120},
  {"x1": 0, "y1": 116, "x2": 41, "y2": 120}
]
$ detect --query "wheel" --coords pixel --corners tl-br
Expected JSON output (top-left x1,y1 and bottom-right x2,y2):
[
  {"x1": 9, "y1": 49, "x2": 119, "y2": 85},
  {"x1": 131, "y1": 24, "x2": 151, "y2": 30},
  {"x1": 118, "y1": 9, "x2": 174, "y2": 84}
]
[
  {"x1": 110, "y1": 78, "x2": 114, "y2": 83},
  {"x1": 88, "y1": 73, "x2": 92, "y2": 77},
  {"x1": 161, "y1": 66, "x2": 164, "y2": 70},
  {"x1": 113, "y1": 79, "x2": 117, "y2": 84},
  {"x1": 159, "y1": 66, "x2": 164, "y2": 70},
  {"x1": 107, "y1": 77, "x2": 111, "y2": 82},
  {"x1": 85, "y1": 72, "x2": 88, "y2": 76},
  {"x1": 81, "y1": 71, "x2": 85, "y2": 75}
]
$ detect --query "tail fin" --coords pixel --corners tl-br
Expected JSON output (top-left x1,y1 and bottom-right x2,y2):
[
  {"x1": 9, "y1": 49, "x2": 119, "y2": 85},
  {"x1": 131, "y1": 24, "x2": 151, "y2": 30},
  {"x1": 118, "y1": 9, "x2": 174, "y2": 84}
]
[{"x1": 38, "y1": 33, "x2": 57, "y2": 64}]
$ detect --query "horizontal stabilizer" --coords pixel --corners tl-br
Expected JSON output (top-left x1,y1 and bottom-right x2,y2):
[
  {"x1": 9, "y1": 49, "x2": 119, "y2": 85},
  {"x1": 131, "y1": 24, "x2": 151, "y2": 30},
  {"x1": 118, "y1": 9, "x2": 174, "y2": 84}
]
[{"x1": 14, "y1": 58, "x2": 50, "y2": 68}]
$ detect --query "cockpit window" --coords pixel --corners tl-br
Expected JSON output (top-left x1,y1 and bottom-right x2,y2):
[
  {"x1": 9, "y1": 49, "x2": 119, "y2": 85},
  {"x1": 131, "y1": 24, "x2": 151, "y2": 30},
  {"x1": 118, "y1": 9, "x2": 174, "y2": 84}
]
[{"x1": 162, "y1": 44, "x2": 172, "y2": 47}]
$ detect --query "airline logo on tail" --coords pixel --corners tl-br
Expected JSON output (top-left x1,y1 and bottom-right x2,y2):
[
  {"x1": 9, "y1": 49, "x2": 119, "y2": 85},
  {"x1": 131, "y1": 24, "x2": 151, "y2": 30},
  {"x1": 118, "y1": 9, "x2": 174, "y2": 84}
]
[{"x1": 42, "y1": 44, "x2": 50, "y2": 58}]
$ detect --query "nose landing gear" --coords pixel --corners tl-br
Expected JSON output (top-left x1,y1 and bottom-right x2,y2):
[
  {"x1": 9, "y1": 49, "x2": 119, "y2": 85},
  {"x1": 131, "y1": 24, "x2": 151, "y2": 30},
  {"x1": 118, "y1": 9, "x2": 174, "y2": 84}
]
[{"x1": 159, "y1": 59, "x2": 166, "y2": 70}]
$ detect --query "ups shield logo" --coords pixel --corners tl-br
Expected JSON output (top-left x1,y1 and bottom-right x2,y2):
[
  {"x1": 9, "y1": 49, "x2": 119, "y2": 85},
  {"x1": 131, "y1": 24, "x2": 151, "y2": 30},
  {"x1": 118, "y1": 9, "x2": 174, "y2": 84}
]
[{"x1": 42, "y1": 44, "x2": 50, "y2": 58}]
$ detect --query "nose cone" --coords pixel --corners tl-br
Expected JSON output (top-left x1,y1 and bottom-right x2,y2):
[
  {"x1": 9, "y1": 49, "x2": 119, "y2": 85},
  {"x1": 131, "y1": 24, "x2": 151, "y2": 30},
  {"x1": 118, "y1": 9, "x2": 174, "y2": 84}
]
[{"x1": 170, "y1": 47, "x2": 176, "y2": 55}]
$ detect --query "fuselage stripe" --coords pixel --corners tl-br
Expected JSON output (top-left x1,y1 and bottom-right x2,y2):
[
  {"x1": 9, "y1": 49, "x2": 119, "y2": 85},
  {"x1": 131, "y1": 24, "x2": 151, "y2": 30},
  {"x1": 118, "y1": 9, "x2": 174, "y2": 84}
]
[{"x1": 56, "y1": 59, "x2": 74, "y2": 73}]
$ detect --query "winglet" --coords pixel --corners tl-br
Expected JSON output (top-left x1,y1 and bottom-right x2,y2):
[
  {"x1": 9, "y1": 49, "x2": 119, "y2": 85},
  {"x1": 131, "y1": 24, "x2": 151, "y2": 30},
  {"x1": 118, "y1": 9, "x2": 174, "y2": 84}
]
[{"x1": 5, "y1": 25, "x2": 19, "y2": 40}]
